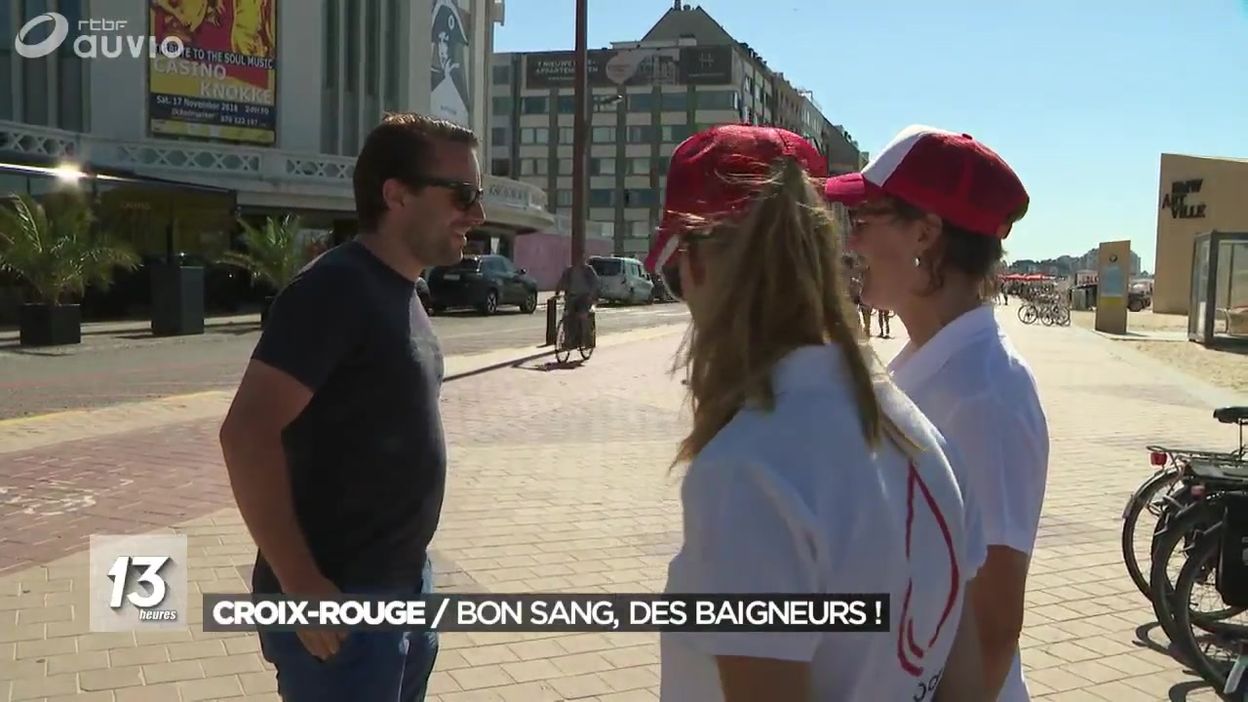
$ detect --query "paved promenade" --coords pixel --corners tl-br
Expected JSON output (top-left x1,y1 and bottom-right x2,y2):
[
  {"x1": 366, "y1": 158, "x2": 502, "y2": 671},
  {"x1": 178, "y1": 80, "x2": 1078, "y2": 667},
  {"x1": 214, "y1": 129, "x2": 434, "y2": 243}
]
[{"x1": 1, "y1": 307, "x2": 1245, "y2": 701}]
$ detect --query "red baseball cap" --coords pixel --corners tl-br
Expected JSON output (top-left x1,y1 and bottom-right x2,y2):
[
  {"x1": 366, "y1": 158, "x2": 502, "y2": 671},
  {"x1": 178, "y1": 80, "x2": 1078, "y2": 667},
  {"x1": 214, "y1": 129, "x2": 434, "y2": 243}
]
[
  {"x1": 822, "y1": 125, "x2": 1029, "y2": 239},
  {"x1": 644, "y1": 124, "x2": 828, "y2": 273}
]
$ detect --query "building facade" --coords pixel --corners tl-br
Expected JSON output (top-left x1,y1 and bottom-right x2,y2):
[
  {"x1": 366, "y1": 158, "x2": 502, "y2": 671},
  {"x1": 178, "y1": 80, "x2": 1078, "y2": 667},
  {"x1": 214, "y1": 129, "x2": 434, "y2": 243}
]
[
  {"x1": 490, "y1": 3, "x2": 862, "y2": 257},
  {"x1": 1, "y1": 0, "x2": 554, "y2": 262},
  {"x1": 1152, "y1": 153, "x2": 1248, "y2": 314}
]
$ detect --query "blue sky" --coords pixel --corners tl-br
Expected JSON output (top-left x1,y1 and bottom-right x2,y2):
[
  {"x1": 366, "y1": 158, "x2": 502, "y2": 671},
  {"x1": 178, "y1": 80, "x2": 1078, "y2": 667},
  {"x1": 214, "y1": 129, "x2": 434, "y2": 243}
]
[{"x1": 494, "y1": 0, "x2": 1248, "y2": 272}]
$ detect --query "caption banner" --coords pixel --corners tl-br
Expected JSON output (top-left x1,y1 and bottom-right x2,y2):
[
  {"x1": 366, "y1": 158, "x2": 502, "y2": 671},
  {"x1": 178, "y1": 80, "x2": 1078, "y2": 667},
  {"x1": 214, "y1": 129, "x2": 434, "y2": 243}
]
[{"x1": 202, "y1": 593, "x2": 890, "y2": 633}]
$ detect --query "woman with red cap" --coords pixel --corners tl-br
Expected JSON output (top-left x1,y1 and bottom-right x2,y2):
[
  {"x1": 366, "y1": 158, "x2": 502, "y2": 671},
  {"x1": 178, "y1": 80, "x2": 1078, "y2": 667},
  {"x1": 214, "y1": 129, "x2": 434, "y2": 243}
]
[
  {"x1": 823, "y1": 125, "x2": 1048, "y2": 702},
  {"x1": 645, "y1": 124, "x2": 987, "y2": 701}
]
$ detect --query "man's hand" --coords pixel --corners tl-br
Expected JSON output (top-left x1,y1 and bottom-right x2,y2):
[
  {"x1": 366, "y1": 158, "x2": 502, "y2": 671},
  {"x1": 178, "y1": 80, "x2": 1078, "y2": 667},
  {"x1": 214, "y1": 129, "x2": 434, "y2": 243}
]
[{"x1": 283, "y1": 571, "x2": 347, "y2": 661}]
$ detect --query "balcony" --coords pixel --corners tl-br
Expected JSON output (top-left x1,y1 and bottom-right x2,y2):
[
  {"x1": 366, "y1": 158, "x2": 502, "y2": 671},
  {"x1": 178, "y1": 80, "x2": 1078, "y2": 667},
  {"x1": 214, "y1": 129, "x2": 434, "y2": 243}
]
[{"x1": 0, "y1": 120, "x2": 553, "y2": 230}]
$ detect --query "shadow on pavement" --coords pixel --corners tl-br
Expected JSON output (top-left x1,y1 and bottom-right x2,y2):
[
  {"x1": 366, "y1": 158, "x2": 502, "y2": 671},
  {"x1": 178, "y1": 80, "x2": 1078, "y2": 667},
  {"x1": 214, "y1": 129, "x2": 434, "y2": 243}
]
[
  {"x1": 1135, "y1": 621, "x2": 1191, "y2": 662},
  {"x1": 1168, "y1": 680, "x2": 1219, "y2": 701},
  {"x1": 444, "y1": 349, "x2": 557, "y2": 383}
]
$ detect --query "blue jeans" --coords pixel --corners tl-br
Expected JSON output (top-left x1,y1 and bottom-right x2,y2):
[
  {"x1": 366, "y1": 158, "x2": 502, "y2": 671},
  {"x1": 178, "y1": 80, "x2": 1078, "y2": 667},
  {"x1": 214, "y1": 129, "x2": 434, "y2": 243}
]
[{"x1": 258, "y1": 560, "x2": 438, "y2": 702}]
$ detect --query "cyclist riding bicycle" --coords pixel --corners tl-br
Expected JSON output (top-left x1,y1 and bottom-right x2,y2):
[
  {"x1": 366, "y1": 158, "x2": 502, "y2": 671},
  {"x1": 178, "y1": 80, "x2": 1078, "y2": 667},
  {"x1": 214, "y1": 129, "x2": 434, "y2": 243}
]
[{"x1": 555, "y1": 259, "x2": 600, "y2": 348}]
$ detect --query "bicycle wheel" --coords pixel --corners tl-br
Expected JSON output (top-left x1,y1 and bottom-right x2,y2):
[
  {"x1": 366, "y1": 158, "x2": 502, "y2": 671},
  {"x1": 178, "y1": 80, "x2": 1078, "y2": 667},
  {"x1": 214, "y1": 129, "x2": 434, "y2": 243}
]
[
  {"x1": 1151, "y1": 499, "x2": 1224, "y2": 648},
  {"x1": 1018, "y1": 304, "x2": 1036, "y2": 324},
  {"x1": 1172, "y1": 531, "x2": 1246, "y2": 691},
  {"x1": 1122, "y1": 468, "x2": 1182, "y2": 598},
  {"x1": 554, "y1": 320, "x2": 572, "y2": 364},
  {"x1": 1041, "y1": 308, "x2": 1056, "y2": 326},
  {"x1": 1057, "y1": 306, "x2": 1071, "y2": 326}
]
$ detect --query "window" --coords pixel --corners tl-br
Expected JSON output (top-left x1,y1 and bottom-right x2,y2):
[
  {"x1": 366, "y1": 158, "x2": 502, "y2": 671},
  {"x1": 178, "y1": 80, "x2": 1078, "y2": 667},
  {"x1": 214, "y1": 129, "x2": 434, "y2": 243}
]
[
  {"x1": 628, "y1": 158, "x2": 650, "y2": 176},
  {"x1": 345, "y1": 0, "x2": 358, "y2": 91},
  {"x1": 520, "y1": 159, "x2": 548, "y2": 176},
  {"x1": 557, "y1": 189, "x2": 573, "y2": 207},
  {"x1": 696, "y1": 90, "x2": 739, "y2": 110},
  {"x1": 662, "y1": 125, "x2": 694, "y2": 143},
  {"x1": 624, "y1": 189, "x2": 655, "y2": 207},
  {"x1": 491, "y1": 128, "x2": 509, "y2": 146},
  {"x1": 492, "y1": 96, "x2": 513, "y2": 116},
  {"x1": 590, "y1": 258, "x2": 623, "y2": 276},
  {"x1": 592, "y1": 158, "x2": 615, "y2": 176},
  {"x1": 592, "y1": 127, "x2": 616, "y2": 143},
  {"x1": 660, "y1": 92, "x2": 688, "y2": 111},
  {"x1": 55, "y1": 0, "x2": 85, "y2": 131},
  {"x1": 589, "y1": 190, "x2": 614, "y2": 207},
  {"x1": 557, "y1": 95, "x2": 577, "y2": 113},
  {"x1": 384, "y1": 0, "x2": 399, "y2": 106},
  {"x1": 492, "y1": 64, "x2": 511, "y2": 85},
  {"x1": 628, "y1": 93, "x2": 654, "y2": 111},
  {"x1": 0, "y1": 3, "x2": 12, "y2": 119},
  {"x1": 628, "y1": 220, "x2": 651, "y2": 237},
  {"x1": 627, "y1": 126, "x2": 654, "y2": 143},
  {"x1": 520, "y1": 127, "x2": 550, "y2": 144},
  {"x1": 365, "y1": 0, "x2": 379, "y2": 96},
  {"x1": 558, "y1": 159, "x2": 573, "y2": 175},
  {"x1": 522, "y1": 96, "x2": 548, "y2": 114},
  {"x1": 559, "y1": 127, "x2": 574, "y2": 144},
  {"x1": 491, "y1": 159, "x2": 512, "y2": 177}
]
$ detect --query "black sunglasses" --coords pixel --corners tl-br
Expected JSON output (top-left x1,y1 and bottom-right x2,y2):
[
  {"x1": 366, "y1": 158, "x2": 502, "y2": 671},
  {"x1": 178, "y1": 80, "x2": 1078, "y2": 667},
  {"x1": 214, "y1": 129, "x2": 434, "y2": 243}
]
[
  {"x1": 658, "y1": 232, "x2": 714, "y2": 302},
  {"x1": 407, "y1": 176, "x2": 483, "y2": 211}
]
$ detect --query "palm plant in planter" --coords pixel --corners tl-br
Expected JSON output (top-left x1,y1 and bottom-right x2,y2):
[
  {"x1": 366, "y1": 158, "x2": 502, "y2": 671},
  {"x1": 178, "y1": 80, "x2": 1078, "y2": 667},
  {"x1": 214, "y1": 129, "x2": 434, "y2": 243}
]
[
  {"x1": 0, "y1": 193, "x2": 140, "y2": 346},
  {"x1": 218, "y1": 214, "x2": 308, "y2": 326}
]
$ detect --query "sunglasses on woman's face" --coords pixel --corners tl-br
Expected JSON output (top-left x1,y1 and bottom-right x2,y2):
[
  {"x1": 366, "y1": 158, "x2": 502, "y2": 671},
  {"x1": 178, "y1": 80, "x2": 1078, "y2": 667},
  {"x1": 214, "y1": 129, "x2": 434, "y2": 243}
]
[
  {"x1": 658, "y1": 232, "x2": 713, "y2": 303},
  {"x1": 407, "y1": 176, "x2": 484, "y2": 211}
]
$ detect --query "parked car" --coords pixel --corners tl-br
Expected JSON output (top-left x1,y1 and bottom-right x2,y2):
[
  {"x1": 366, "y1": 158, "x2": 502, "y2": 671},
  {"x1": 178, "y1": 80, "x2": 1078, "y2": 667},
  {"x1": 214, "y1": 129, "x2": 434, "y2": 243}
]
[
  {"x1": 426, "y1": 254, "x2": 539, "y2": 315},
  {"x1": 589, "y1": 255, "x2": 653, "y2": 305}
]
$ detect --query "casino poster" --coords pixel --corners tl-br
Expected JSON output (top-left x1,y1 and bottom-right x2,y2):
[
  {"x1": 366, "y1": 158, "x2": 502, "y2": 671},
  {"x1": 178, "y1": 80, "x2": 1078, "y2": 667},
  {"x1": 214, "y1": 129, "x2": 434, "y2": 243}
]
[{"x1": 147, "y1": 0, "x2": 278, "y2": 145}]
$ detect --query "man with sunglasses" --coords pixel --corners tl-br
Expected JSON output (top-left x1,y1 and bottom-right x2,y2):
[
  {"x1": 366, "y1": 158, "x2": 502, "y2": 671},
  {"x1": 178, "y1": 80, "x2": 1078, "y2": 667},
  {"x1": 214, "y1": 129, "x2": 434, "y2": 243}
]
[{"x1": 220, "y1": 112, "x2": 485, "y2": 702}]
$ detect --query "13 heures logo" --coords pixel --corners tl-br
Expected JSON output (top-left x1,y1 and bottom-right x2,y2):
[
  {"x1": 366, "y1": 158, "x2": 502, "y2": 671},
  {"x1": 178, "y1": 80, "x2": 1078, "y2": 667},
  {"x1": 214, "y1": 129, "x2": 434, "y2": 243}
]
[{"x1": 89, "y1": 534, "x2": 188, "y2": 632}]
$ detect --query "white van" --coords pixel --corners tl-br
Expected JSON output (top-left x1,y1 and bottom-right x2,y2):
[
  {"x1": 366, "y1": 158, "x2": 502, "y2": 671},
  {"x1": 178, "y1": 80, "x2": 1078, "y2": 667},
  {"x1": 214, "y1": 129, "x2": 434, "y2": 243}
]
[{"x1": 589, "y1": 256, "x2": 654, "y2": 305}]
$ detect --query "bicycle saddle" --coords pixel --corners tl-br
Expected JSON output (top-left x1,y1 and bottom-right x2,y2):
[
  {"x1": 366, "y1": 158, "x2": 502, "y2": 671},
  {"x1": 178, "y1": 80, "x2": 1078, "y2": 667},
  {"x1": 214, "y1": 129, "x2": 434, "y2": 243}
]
[{"x1": 1215, "y1": 406, "x2": 1248, "y2": 424}]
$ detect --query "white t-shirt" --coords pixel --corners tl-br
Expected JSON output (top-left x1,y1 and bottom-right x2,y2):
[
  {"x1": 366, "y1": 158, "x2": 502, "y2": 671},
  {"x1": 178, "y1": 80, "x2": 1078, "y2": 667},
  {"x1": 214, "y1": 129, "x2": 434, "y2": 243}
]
[
  {"x1": 660, "y1": 344, "x2": 988, "y2": 701},
  {"x1": 889, "y1": 304, "x2": 1050, "y2": 702}
]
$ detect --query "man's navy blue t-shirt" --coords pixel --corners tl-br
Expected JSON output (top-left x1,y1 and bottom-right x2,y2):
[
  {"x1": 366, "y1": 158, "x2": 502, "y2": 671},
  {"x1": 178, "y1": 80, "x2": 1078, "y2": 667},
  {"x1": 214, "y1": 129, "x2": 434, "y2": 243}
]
[{"x1": 248, "y1": 239, "x2": 446, "y2": 593}]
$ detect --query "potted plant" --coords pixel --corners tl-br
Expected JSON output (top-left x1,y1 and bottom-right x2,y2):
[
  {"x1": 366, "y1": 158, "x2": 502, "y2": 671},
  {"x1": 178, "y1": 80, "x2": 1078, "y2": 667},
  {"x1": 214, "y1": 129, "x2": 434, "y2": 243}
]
[
  {"x1": 218, "y1": 214, "x2": 308, "y2": 326},
  {"x1": 0, "y1": 192, "x2": 139, "y2": 346}
]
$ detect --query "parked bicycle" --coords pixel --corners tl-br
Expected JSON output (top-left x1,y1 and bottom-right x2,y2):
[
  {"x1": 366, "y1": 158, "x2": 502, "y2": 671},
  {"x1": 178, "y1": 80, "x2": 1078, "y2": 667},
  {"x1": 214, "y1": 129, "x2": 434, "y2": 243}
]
[
  {"x1": 1018, "y1": 299, "x2": 1071, "y2": 326},
  {"x1": 1118, "y1": 405, "x2": 1248, "y2": 697}
]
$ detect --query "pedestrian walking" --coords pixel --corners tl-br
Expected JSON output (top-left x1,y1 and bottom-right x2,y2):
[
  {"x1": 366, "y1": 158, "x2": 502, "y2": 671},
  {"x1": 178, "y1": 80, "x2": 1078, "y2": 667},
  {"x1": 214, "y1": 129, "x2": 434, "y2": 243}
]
[
  {"x1": 644, "y1": 124, "x2": 988, "y2": 701},
  {"x1": 877, "y1": 307, "x2": 892, "y2": 338},
  {"x1": 218, "y1": 112, "x2": 486, "y2": 702},
  {"x1": 824, "y1": 124, "x2": 1047, "y2": 701}
]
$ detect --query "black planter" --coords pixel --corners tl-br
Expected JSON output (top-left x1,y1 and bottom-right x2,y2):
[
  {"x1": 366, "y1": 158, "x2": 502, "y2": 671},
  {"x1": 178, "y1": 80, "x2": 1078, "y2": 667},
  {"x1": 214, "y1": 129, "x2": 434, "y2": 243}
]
[
  {"x1": 19, "y1": 303, "x2": 81, "y2": 346},
  {"x1": 260, "y1": 295, "x2": 276, "y2": 327},
  {"x1": 150, "y1": 263, "x2": 205, "y2": 337}
]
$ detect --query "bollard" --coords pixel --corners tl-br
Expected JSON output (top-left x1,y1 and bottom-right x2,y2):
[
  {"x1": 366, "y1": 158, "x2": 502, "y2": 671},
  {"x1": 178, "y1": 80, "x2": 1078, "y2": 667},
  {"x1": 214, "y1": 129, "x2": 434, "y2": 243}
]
[{"x1": 545, "y1": 295, "x2": 560, "y2": 346}]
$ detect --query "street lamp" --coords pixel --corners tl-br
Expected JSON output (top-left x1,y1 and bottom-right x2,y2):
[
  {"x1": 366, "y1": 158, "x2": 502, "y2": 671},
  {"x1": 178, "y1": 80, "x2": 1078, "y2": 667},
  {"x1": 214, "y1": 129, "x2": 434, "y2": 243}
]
[{"x1": 570, "y1": 0, "x2": 588, "y2": 266}]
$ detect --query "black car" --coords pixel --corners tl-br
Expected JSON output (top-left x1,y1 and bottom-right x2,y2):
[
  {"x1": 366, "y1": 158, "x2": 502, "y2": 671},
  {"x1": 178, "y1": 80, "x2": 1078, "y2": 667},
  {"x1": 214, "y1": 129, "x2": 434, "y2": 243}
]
[{"x1": 426, "y1": 254, "x2": 539, "y2": 315}]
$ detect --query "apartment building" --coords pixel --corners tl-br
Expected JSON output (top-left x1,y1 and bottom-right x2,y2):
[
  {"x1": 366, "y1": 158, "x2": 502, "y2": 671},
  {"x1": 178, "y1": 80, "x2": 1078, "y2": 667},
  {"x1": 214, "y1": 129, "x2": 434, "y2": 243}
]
[{"x1": 490, "y1": 3, "x2": 863, "y2": 257}]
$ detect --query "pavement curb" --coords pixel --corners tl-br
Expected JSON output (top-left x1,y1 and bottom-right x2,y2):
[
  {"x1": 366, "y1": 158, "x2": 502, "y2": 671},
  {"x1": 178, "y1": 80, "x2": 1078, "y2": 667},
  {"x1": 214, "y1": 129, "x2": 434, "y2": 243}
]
[{"x1": 0, "y1": 322, "x2": 690, "y2": 454}]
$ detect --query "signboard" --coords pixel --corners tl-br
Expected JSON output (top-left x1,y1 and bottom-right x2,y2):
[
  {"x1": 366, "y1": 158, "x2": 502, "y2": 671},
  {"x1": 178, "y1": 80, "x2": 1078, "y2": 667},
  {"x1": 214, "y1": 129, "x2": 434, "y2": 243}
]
[
  {"x1": 147, "y1": 0, "x2": 278, "y2": 146},
  {"x1": 524, "y1": 46, "x2": 733, "y2": 89},
  {"x1": 1160, "y1": 178, "x2": 1207, "y2": 219},
  {"x1": 431, "y1": 0, "x2": 472, "y2": 126},
  {"x1": 1095, "y1": 240, "x2": 1131, "y2": 334}
]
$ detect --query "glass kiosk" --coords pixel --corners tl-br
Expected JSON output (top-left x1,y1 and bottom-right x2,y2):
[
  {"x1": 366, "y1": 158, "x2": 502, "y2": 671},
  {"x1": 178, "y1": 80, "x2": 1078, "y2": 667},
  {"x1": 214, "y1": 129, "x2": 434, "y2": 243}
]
[{"x1": 1189, "y1": 230, "x2": 1248, "y2": 346}]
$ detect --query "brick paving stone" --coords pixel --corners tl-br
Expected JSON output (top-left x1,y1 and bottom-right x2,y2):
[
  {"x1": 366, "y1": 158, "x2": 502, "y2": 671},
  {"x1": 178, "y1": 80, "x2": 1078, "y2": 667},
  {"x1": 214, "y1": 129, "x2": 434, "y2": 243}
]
[{"x1": 2, "y1": 312, "x2": 1247, "y2": 699}]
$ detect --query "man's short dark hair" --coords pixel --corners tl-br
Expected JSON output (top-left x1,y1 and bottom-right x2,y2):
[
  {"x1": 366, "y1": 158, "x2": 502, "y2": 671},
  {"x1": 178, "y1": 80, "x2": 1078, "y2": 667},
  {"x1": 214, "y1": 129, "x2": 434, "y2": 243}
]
[{"x1": 353, "y1": 113, "x2": 479, "y2": 232}]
